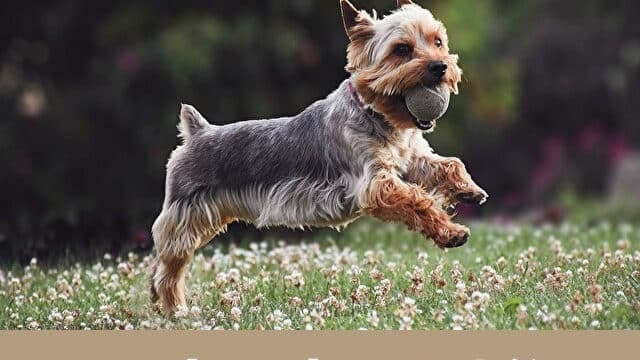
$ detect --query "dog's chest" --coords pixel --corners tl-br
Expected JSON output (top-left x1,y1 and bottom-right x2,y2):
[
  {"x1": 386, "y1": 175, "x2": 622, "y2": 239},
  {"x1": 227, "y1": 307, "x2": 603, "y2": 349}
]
[{"x1": 384, "y1": 131, "x2": 418, "y2": 175}]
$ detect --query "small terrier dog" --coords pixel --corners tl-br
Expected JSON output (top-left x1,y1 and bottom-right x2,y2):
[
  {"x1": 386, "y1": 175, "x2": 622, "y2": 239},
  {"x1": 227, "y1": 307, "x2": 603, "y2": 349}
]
[{"x1": 151, "y1": 0, "x2": 488, "y2": 314}]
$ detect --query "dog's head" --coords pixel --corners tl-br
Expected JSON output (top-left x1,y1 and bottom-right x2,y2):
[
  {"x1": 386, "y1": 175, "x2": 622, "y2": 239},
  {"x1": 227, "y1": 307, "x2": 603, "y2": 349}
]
[{"x1": 341, "y1": 0, "x2": 462, "y2": 130}]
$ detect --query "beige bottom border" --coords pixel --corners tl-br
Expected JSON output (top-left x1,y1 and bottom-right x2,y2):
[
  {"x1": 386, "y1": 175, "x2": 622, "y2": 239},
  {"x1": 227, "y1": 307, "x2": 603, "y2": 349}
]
[{"x1": 1, "y1": 331, "x2": 638, "y2": 359}]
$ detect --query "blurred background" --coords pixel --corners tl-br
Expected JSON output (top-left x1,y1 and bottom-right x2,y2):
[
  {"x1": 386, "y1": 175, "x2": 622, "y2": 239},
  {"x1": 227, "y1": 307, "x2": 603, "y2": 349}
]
[{"x1": 1, "y1": 0, "x2": 639, "y2": 263}]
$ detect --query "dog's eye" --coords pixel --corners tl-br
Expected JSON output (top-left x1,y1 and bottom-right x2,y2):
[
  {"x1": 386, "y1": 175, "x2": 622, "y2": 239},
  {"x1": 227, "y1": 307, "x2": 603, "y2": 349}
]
[
  {"x1": 394, "y1": 44, "x2": 413, "y2": 57},
  {"x1": 435, "y1": 38, "x2": 443, "y2": 48}
]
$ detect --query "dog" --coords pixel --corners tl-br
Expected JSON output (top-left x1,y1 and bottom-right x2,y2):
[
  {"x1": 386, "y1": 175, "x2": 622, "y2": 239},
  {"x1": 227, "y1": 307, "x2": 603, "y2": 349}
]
[{"x1": 150, "y1": 0, "x2": 488, "y2": 315}]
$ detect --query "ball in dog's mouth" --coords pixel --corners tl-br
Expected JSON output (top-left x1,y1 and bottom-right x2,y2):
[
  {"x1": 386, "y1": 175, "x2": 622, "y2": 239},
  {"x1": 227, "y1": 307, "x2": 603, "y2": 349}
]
[{"x1": 404, "y1": 83, "x2": 450, "y2": 130}]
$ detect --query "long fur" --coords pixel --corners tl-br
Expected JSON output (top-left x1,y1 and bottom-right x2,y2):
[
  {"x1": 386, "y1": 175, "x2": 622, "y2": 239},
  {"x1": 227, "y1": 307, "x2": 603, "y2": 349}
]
[{"x1": 150, "y1": 0, "x2": 487, "y2": 315}]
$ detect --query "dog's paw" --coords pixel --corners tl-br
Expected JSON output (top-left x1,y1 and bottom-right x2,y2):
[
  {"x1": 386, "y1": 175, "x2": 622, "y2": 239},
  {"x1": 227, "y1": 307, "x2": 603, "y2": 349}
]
[
  {"x1": 444, "y1": 232, "x2": 469, "y2": 248},
  {"x1": 429, "y1": 223, "x2": 470, "y2": 249},
  {"x1": 456, "y1": 188, "x2": 488, "y2": 205}
]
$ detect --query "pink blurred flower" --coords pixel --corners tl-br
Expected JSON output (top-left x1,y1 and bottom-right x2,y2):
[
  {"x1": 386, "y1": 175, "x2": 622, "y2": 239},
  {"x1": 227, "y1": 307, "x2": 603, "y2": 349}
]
[
  {"x1": 607, "y1": 132, "x2": 629, "y2": 165},
  {"x1": 133, "y1": 230, "x2": 150, "y2": 248},
  {"x1": 531, "y1": 136, "x2": 566, "y2": 194},
  {"x1": 117, "y1": 49, "x2": 140, "y2": 75},
  {"x1": 577, "y1": 124, "x2": 603, "y2": 152},
  {"x1": 541, "y1": 136, "x2": 565, "y2": 164}
]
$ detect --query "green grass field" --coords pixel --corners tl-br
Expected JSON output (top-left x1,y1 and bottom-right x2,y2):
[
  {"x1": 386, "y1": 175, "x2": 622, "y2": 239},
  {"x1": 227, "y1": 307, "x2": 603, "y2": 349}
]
[{"x1": 1, "y1": 220, "x2": 639, "y2": 330}]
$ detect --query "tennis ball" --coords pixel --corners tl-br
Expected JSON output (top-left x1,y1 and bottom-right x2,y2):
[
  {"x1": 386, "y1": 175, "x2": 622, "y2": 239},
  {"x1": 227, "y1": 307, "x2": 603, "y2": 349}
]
[{"x1": 404, "y1": 84, "x2": 450, "y2": 123}]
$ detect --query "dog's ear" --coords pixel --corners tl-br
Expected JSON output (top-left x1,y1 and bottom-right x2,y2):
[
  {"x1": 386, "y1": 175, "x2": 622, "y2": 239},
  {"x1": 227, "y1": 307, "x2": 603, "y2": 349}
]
[
  {"x1": 396, "y1": 0, "x2": 414, "y2": 7},
  {"x1": 340, "y1": 0, "x2": 373, "y2": 40}
]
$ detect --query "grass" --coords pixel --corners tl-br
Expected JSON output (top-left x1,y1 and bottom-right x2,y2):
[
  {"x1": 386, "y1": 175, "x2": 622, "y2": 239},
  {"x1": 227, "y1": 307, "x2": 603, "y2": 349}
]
[{"x1": 1, "y1": 220, "x2": 639, "y2": 330}]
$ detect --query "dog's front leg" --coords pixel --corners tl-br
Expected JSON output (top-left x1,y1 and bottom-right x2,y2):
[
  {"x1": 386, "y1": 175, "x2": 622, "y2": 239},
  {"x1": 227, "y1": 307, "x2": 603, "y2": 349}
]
[
  {"x1": 406, "y1": 153, "x2": 488, "y2": 207},
  {"x1": 362, "y1": 171, "x2": 470, "y2": 248}
]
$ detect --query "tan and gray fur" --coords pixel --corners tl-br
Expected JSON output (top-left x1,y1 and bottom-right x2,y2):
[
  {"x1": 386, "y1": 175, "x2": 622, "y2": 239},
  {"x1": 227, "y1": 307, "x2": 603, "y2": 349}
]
[{"x1": 151, "y1": 0, "x2": 487, "y2": 315}]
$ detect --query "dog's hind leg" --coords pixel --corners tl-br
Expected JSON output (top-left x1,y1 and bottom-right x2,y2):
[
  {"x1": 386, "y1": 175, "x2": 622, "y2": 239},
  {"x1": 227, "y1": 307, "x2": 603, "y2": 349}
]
[
  {"x1": 150, "y1": 197, "x2": 230, "y2": 315},
  {"x1": 149, "y1": 257, "x2": 160, "y2": 304},
  {"x1": 153, "y1": 252, "x2": 192, "y2": 315}
]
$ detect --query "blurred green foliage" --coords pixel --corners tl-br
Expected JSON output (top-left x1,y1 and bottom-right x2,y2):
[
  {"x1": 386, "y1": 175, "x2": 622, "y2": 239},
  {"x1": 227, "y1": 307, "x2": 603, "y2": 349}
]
[{"x1": 0, "y1": 0, "x2": 638, "y2": 261}]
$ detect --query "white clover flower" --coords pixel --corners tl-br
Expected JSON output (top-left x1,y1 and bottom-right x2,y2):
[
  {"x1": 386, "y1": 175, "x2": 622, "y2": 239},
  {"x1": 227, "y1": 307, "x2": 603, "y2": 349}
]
[
  {"x1": 241, "y1": 276, "x2": 257, "y2": 292},
  {"x1": 369, "y1": 268, "x2": 383, "y2": 281},
  {"x1": 228, "y1": 268, "x2": 241, "y2": 283},
  {"x1": 374, "y1": 279, "x2": 392, "y2": 306},
  {"x1": 349, "y1": 265, "x2": 362, "y2": 281},
  {"x1": 451, "y1": 314, "x2": 464, "y2": 330},
  {"x1": 321, "y1": 265, "x2": 340, "y2": 280},
  {"x1": 367, "y1": 310, "x2": 379, "y2": 328},
  {"x1": 496, "y1": 257, "x2": 507, "y2": 267},
  {"x1": 230, "y1": 307, "x2": 242, "y2": 322},
  {"x1": 386, "y1": 262, "x2": 397, "y2": 272},
  {"x1": 288, "y1": 296, "x2": 303, "y2": 309},
  {"x1": 535, "y1": 309, "x2": 556, "y2": 324},
  {"x1": 399, "y1": 316, "x2": 412, "y2": 330},
  {"x1": 396, "y1": 296, "x2": 421, "y2": 320},
  {"x1": 117, "y1": 262, "x2": 133, "y2": 276},
  {"x1": 284, "y1": 271, "x2": 305, "y2": 288},
  {"x1": 189, "y1": 305, "x2": 202, "y2": 317},
  {"x1": 517, "y1": 305, "x2": 528, "y2": 322},
  {"x1": 215, "y1": 273, "x2": 228, "y2": 287},
  {"x1": 352, "y1": 285, "x2": 369, "y2": 303},
  {"x1": 174, "y1": 305, "x2": 189, "y2": 318},
  {"x1": 310, "y1": 308, "x2": 326, "y2": 328},
  {"x1": 220, "y1": 290, "x2": 241, "y2": 307},
  {"x1": 26, "y1": 318, "x2": 40, "y2": 330},
  {"x1": 48, "y1": 309, "x2": 63, "y2": 322},
  {"x1": 584, "y1": 303, "x2": 603, "y2": 315}
]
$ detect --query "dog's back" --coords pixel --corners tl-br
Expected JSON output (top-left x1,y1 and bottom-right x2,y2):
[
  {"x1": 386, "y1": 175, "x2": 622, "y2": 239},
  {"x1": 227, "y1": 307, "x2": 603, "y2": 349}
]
[
  {"x1": 169, "y1": 104, "x2": 346, "y2": 201},
  {"x1": 165, "y1": 96, "x2": 363, "y2": 223}
]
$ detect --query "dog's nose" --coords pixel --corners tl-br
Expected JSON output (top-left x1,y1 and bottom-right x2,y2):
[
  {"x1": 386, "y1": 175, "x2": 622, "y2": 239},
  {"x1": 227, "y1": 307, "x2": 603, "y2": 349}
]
[{"x1": 427, "y1": 61, "x2": 447, "y2": 78}]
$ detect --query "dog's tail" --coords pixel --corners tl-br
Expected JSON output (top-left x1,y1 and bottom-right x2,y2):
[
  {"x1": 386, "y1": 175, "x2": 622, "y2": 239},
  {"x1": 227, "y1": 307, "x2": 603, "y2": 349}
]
[{"x1": 178, "y1": 104, "x2": 209, "y2": 140}]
